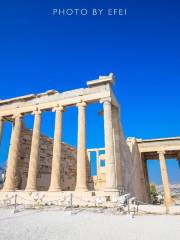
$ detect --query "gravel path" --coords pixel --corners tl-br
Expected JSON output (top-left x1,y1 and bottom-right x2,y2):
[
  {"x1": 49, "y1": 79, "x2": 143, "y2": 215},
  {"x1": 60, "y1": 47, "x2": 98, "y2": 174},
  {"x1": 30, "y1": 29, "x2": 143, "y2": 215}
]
[{"x1": 0, "y1": 208, "x2": 179, "y2": 240}]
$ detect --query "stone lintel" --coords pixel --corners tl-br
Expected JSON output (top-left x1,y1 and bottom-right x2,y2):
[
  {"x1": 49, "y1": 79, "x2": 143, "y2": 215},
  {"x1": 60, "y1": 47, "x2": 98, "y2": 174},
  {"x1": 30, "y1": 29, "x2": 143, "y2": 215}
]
[
  {"x1": 87, "y1": 73, "x2": 115, "y2": 87},
  {"x1": 0, "y1": 94, "x2": 36, "y2": 105},
  {"x1": 0, "y1": 87, "x2": 111, "y2": 117},
  {"x1": 137, "y1": 137, "x2": 180, "y2": 143}
]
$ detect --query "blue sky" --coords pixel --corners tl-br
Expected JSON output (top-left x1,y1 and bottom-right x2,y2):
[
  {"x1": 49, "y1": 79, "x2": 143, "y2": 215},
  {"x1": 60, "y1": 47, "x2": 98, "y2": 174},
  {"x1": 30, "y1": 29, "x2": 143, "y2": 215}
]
[{"x1": 0, "y1": 0, "x2": 180, "y2": 184}]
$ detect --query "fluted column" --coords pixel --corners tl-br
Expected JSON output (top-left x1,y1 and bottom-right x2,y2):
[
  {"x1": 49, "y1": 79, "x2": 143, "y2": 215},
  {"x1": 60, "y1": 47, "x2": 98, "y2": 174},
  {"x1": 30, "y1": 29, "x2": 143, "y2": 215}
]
[
  {"x1": 158, "y1": 151, "x2": 172, "y2": 210},
  {"x1": 49, "y1": 105, "x2": 64, "y2": 191},
  {"x1": 101, "y1": 98, "x2": 117, "y2": 191},
  {"x1": 25, "y1": 109, "x2": 42, "y2": 191},
  {"x1": 0, "y1": 116, "x2": 4, "y2": 145},
  {"x1": 3, "y1": 113, "x2": 23, "y2": 191},
  {"x1": 75, "y1": 102, "x2": 87, "y2": 191},
  {"x1": 112, "y1": 106, "x2": 123, "y2": 189}
]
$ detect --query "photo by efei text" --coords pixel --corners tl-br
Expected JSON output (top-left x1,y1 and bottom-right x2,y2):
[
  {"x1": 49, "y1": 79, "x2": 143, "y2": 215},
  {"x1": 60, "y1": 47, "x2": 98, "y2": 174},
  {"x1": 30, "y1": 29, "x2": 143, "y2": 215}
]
[{"x1": 52, "y1": 8, "x2": 127, "y2": 16}]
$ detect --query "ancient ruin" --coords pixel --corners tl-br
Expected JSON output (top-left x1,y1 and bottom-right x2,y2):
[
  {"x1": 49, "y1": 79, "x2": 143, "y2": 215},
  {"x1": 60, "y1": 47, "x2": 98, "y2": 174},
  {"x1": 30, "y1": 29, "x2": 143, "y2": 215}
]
[{"x1": 0, "y1": 73, "x2": 179, "y2": 209}]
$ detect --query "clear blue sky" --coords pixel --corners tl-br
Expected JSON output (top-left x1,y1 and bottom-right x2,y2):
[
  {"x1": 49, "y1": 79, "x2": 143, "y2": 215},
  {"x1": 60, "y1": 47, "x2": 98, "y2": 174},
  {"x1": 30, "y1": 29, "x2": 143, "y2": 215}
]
[{"x1": 0, "y1": 0, "x2": 180, "y2": 184}]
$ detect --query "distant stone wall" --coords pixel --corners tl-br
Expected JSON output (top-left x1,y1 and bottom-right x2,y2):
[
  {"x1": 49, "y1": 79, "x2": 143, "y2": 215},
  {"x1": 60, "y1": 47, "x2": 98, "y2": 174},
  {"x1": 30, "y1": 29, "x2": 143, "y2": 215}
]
[
  {"x1": 17, "y1": 128, "x2": 78, "y2": 191},
  {"x1": 15, "y1": 127, "x2": 93, "y2": 191}
]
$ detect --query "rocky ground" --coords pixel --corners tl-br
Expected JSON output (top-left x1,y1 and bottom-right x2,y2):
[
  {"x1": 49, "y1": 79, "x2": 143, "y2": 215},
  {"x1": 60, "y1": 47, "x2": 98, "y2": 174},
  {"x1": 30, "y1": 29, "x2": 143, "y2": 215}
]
[{"x1": 0, "y1": 207, "x2": 180, "y2": 240}]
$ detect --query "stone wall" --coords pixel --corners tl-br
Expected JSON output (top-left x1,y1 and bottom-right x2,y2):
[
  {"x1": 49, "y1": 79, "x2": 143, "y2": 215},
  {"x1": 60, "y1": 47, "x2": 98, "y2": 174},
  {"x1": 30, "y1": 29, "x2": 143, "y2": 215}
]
[
  {"x1": 115, "y1": 116, "x2": 148, "y2": 202},
  {"x1": 126, "y1": 138, "x2": 149, "y2": 202},
  {"x1": 17, "y1": 128, "x2": 78, "y2": 191}
]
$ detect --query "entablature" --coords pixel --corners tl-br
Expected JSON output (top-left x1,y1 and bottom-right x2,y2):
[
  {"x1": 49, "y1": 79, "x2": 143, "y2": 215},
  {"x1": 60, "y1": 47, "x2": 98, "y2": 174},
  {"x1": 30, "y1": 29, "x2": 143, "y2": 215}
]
[{"x1": 0, "y1": 73, "x2": 119, "y2": 118}]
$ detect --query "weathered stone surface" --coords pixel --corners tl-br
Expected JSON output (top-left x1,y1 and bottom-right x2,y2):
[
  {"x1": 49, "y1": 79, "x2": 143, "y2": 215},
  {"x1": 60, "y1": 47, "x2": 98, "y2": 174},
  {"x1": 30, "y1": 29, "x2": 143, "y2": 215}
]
[{"x1": 17, "y1": 127, "x2": 78, "y2": 191}]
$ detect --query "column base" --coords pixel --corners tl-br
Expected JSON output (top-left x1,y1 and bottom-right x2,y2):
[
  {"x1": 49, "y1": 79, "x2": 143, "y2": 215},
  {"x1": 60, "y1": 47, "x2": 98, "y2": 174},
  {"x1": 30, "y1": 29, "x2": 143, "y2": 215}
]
[
  {"x1": 75, "y1": 187, "x2": 88, "y2": 192},
  {"x1": 1, "y1": 187, "x2": 15, "y2": 192},
  {"x1": 164, "y1": 199, "x2": 172, "y2": 209},
  {"x1": 25, "y1": 188, "x2": 37, "y2": 192},
  {"x1": 48, "y1": 187, "x2": 62, "y2": 192}
]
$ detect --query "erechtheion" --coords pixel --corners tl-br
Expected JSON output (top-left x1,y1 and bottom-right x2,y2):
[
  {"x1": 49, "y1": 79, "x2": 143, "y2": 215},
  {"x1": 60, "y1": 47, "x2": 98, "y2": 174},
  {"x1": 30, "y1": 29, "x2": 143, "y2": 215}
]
[{"x1": 0, "y1": 73, "x2": 179, "y2": 209}]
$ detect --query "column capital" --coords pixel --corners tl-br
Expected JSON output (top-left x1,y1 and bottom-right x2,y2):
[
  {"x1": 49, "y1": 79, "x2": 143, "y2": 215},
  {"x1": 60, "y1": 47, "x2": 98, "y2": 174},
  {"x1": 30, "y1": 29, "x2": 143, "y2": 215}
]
[
  {"x1": 0, "y1": 116, "x2": 4, "y2": 121},
  {"x1": 158, "y1": 150, "x2": 166, "y2": 155},
  {"x1": 32, "y1": 108, "x2": 42, "y2": 115},
  {"x1": 76, "y1": 101, "x2": 87, "y2": 107},
  {"x1": 99, "y1": 97, "x2": 112, "y2": 104},
  {"x1": 52, "y1": 104, "x2": 64, "y2": 112},
  {"x1": 12, "y1": 112, "x2": 23, "y2": 119}
]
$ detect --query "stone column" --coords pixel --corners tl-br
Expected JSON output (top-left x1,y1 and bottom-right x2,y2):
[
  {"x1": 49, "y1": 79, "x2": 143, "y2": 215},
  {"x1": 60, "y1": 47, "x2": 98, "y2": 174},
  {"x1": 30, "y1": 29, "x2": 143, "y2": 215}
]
[
  {"x1": 49, "y1": 105, "x2": 64, "y2": 191},
  {"x1": 141, "y1": 157, "x2": 151, "y2": 203},
  {"x1": 3, "y1": 113, "x2": 23, "y2": 191},
  {"x1": 176, "y1": 153, "x2": 180, "y2": 168},
  {"x1": 101, "y1": 98, "x2": 117, "y2": 191},
  {"x1": 87, "y1": 150, "x2": 91, "y2": 176},
  {"x1": 75, "y1": 102, "x2": 88, "y2": 191},
  {"x1": 0, "y1": 116, "x2": 4, "y2": 145},
  {"x1": 112, "y1": 106, "x2": 123, "y2": 189},
  {"x1": 25, "y1": 109, "x2": 42, "y2": 191},
  {"x1": 87, "y1": 151, "x2": 91, "y2": 164},
  {"x1": 158, "y1": 151, "x2": 172, "y2": 210},
  {"x1": 96, "y1": 150, "x2": 100, "y2": 179}
]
